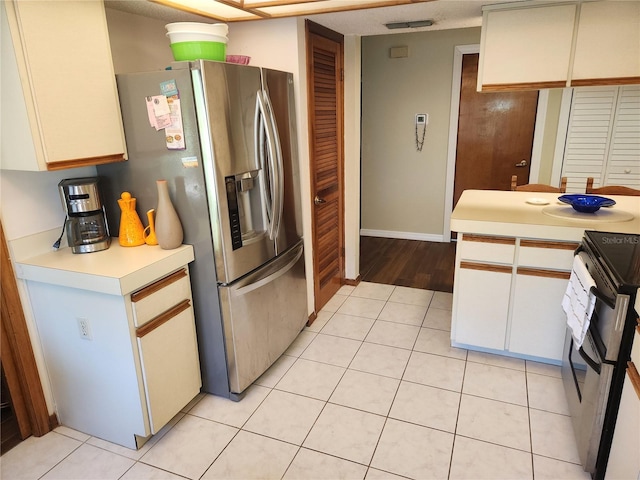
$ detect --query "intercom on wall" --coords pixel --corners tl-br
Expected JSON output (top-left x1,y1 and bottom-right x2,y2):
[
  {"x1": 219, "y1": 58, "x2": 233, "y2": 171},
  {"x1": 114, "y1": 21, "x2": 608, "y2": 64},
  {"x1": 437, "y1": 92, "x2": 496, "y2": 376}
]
[{"x1": 415, "y1": 113, "x2": 428, "y2": 151}]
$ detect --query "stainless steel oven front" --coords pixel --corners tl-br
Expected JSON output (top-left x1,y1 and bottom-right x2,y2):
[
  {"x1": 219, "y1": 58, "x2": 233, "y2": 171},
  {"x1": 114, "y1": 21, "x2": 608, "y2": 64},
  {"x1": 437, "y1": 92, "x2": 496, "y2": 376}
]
[{"x1": 561, "y1": 246, "x2": 631, "y2": 479}]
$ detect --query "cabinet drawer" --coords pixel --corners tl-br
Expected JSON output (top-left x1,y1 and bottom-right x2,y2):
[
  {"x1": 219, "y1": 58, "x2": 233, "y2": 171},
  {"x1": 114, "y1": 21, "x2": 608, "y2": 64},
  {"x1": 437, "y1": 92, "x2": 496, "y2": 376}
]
[
  {"x1": 459, "y1": 234, "x2": 516, "y2": 264},
  {"x1": 518, "y1": 240, "x2": 578, "y2": 271},
  {"x1": 131, "y1": 269, "x2": 191, "y2": 327}
]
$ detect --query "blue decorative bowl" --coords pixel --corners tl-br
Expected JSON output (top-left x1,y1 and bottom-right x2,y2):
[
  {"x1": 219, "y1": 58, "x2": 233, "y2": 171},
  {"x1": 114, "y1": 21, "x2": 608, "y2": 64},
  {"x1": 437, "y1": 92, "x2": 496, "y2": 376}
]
[{"x1": 558, "y1": 194, "x2": 616, "y2": 213}]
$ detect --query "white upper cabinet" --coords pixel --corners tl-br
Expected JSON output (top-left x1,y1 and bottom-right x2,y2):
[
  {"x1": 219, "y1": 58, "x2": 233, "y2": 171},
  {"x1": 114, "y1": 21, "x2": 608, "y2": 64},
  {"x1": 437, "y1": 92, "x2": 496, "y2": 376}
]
[
  {"x1": 478, "y1": 1, "x2": 640, "y2": 92},
  {"x1": 478, "y1": 3, "x2": 577, "y2": 91},
  {"x1": 1, "y1": 0, "x2": 126, "y2": 171},
  {"x1": 572, "y1": 2, "x2": 640, "y2": 85}
]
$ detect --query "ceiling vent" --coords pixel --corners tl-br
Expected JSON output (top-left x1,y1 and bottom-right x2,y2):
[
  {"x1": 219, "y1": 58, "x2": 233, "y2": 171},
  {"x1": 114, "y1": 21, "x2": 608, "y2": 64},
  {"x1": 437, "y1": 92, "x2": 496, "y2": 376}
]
[{"x1": 385, "y1": 19, "x2": 433, "y2": 29}]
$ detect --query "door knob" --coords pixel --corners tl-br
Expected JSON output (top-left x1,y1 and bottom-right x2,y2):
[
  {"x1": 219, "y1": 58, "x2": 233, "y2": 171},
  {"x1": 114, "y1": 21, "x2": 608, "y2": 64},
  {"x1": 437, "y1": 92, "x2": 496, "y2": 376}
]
[
  {"x1": 515, "y1": 160, "x2": 528, "y2": 167},
  {"x1": 314, "y1": 195, "x2": 326, "y2": 205}
]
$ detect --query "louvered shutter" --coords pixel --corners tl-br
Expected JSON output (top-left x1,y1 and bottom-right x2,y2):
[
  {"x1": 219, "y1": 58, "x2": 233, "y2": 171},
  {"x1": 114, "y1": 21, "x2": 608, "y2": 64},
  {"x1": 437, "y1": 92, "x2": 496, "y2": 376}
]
[
  {"x1": 561, "y1": 86, "x2": 640, "y2": 192},
  {"x1": 603, "y1": 86, "x2": 640, "y2": 188}
]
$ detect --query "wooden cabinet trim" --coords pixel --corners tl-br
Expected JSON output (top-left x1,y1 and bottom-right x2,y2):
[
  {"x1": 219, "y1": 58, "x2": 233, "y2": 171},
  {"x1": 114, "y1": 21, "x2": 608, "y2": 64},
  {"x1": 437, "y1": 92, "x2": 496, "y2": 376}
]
[
  {"x1": 131, "y1": 269, "x2": 187, "y2": 303},
  {"x1": 517, "y1": 267, "x2": 571, "y2": 279},
  {"x1": 481, "y1": 81, "x2": 567, "y2": 92},
  {"x1": 571, "y1": 77, "x2": 640, "y2": 87},
  {"x1": 520, "y1": 240, "x2": 580, "y2": 250},
  {"x1": 461, "y1": 234, "x2": 516, "y2": 245},
  {"x1": 627, "y1": 361, "x2": 640, "y2": 400},
  {"x1": 460, "y1": 261, "x2": 512, "y2": 274},
  {"x1": 46, "y1": 154, "x2": 126, "y2": 171},
  {"x1": 136, "y1": 300, "x2": 190, "y2": 338}
]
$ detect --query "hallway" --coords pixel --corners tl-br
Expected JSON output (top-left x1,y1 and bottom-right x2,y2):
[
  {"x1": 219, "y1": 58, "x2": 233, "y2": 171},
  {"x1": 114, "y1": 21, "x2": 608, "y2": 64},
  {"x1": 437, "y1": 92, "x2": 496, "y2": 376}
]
[{"x1": 359, "y1": 237, "x2": 456, "y2": 292}]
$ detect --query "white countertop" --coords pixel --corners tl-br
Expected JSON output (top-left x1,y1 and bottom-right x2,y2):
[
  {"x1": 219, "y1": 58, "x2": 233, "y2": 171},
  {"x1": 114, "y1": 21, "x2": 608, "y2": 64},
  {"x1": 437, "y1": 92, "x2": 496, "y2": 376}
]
[
  {"x1": 451, "y1": 190, "x2": 640, "y2": 241},
  {"x1": 15, "y1": 242, "x2": 195, "y2": 296}
]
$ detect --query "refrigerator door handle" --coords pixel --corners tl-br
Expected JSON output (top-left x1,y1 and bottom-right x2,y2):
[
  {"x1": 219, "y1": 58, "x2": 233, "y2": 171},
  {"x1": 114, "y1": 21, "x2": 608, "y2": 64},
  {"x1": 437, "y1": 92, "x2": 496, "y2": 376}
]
[
  {"x1": 263, "y1": 89, "x2": 285, "y2": 245},
  {"x1": 235, "y1": 242, "x2": 304, "y2": 296},
  {"x1": 255, "y1": 90, "x2": 279, "y2": 240}
]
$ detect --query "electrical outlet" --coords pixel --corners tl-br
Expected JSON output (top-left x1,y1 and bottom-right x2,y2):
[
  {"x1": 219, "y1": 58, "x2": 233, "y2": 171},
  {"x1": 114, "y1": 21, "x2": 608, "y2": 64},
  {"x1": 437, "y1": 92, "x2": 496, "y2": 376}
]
[{"x1": 77, "y1": 318, "x2": 92, "y2": 340}]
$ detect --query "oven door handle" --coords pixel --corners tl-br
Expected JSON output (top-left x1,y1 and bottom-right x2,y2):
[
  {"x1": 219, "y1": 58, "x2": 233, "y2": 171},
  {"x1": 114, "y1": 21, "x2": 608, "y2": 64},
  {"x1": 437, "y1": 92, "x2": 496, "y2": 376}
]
[
  {"x1": 578, "y1": 344, "x2": 601, "y2": 375},
  {"x1": 589, "y1": 286, "x2": 616, "y2": 310},
  {"x1": 572, "y1": 248, "x2": 616, "y2": 309}
]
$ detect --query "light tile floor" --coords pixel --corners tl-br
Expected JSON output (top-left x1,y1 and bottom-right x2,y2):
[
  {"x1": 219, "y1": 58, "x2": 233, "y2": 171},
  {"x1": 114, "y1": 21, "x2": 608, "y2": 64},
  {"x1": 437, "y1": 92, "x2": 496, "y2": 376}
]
[{"x1": 1, "y1": 282, "x2": 592, "y2": 480}]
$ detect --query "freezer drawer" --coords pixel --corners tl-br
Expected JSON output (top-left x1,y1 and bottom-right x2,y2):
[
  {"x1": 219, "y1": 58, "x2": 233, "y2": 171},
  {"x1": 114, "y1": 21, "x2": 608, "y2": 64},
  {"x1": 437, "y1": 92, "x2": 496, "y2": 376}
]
[{"x1": 219, "y1": 241, "x2": 307, "y2": 394}]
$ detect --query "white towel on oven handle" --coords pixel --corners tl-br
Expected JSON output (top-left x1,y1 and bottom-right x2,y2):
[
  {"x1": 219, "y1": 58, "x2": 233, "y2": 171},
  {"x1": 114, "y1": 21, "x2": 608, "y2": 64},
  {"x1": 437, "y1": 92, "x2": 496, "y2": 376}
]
[{"x1": 562, "y1": 254, "x2": 597, "y2": 349}]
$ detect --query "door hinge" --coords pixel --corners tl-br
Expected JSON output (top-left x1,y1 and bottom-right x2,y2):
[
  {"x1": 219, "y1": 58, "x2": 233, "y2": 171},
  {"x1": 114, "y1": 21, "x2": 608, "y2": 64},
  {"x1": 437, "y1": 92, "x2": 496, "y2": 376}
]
[
  {"x1": 341, "y1": 246, "x2": 345, "y2": 257},
  {"x1": 341, "y1": 68, "x2": 344, "y2": 81}
]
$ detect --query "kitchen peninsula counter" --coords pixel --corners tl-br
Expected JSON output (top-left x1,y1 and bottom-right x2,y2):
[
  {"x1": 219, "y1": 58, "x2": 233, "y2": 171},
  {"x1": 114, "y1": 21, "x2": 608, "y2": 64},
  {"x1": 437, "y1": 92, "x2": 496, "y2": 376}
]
[
  {"x1": 451, "y1": 190, "x2": 640, "y2": 241},
  {"x1": 450, "y1": 189, "x2": 639, "y2": 364}
]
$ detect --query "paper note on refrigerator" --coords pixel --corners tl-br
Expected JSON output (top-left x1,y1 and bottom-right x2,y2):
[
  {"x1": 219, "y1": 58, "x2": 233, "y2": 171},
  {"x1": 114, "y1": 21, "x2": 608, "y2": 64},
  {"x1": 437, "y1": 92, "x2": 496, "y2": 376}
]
[
  {"x1": 146, "y1": 95, "x2": 172, "y2": 130},
  {"x1": 165, "y1": 96, "x2": 185, "y2": 150}
]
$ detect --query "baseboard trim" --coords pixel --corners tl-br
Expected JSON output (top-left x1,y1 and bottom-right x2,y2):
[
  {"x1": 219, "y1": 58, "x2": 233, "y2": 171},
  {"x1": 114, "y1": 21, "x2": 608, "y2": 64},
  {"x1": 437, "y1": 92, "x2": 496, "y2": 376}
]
[
  {"x1": 306, "y1": 311, "x2": 317, "y2": 327},
  {"x1": 360, "y1": 229, "x2": 444, "y2": 243},
  {"x1": 49, "y1": 413, "x2": 59, "y2": 432},
  {"x1": 343, "y1": 275, "x2": 360, "y2": 286}
]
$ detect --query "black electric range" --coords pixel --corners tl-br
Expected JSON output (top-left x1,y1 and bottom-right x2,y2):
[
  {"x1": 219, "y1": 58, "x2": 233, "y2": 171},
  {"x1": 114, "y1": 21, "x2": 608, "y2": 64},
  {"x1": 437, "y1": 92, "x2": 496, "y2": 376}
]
[
  {"x1": 563, "y1": 230, "x2": 639, "y2": 480},
  {"x1": 583, "y1": 231, "x2": 640, "y2": 295}
]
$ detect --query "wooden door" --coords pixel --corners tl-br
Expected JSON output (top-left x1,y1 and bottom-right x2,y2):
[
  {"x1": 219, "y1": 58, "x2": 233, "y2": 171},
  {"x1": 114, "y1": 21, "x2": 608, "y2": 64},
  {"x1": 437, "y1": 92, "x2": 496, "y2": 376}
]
[
  {"x1": 1, "y1": 222, "x2": 53, "y2": 450},
  {"x1": 306, "y1": 21, "x2": 344, "y2": 312},
  {"x1": 453, "y1": 54, "x2": 539, "y2": 208}
]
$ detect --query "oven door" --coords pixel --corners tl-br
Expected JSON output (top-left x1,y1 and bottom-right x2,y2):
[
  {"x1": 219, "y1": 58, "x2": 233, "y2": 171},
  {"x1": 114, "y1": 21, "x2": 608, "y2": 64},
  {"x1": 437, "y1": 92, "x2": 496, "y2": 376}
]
[
  {"x1": 561, "y1": 248, "x2": 629, "y2": 476},
  {"x1": 562, "y1": 315, "x2": 615, "y2": 474}
]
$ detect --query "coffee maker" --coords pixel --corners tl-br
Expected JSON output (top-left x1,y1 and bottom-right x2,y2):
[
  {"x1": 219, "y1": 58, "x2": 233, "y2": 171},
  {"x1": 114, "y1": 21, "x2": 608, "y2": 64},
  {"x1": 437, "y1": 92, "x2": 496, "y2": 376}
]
[{"x1": 58, "y1": 177, "x2": 111, "y2": 254}]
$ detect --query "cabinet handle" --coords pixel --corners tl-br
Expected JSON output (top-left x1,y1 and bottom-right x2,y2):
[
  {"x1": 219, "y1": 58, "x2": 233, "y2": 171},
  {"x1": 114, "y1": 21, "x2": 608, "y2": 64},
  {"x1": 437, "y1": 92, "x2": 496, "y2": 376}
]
[
  {"x1": 462, "y1": 234, "x2": 516, "y2": 245},
  {"x1": 627, "y1": 361, "x2": 640, "y2": 401},
  {"x1": 460, "y1": 261, "x2": 512, "y2": 274},
  {"x1": 517, "y1": 267, "x2": 571, "y2": 279},
  {"x1": 136, "y1": 299, "x2": 190, "y2": 338},
  {"x1": 520, "y1": 240, "x2": 580, "y2": 251},
  {"x1": 131, "y1": 269, "x2": 187, "y2": 303}
]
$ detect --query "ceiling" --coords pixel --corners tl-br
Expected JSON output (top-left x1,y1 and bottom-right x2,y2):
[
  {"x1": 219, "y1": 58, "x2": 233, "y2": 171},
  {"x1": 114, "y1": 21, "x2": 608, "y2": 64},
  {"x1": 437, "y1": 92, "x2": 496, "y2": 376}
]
[{"x1": 104, "y1": 0, "x2": 521, "y2": 36}]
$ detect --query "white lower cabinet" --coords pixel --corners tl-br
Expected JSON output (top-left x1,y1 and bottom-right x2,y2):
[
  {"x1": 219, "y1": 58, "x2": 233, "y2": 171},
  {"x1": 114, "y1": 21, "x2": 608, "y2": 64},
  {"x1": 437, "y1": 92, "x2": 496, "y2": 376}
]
[
  {"x1": 509, "y1": 270, "x2": 570, "y2": 361},
  {"x1": 137, "y1": 302, "x2": 199, "y2": 434},
  {"x1": 454, "y1": 263, "x2": 511, "y2": 350},
  {"x1": 452, "y1": 234, "x2": 577, "y2": 363},
  {"x1": 27, "y1": 265, "x2": 201, "y2": 449}
]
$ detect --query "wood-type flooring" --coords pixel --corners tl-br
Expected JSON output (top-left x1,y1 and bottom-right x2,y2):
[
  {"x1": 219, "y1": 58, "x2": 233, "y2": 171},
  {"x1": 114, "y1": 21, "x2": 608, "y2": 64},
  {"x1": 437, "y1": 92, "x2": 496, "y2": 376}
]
[{"x1": 359, "y1": 236, "x2": 456, "y2": 293}]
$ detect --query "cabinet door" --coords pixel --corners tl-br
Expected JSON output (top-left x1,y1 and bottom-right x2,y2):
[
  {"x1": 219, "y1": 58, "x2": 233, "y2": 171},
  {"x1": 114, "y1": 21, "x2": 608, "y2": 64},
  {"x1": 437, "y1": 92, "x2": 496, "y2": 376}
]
[
  {"x1": 453, "y1": 262, "x2": 512, "y2": 350},
  {"x1": 478, "y1": 3, "x2": 576, "y2": 91},
  {"x1": 572, "y1": 2, "x2": 640, "y2": 86},
  {"x1": 136, "y1": 302, "x2": 201, "y2": 434},
  {"x1": 3, "y1": 0, "x2": 125, "y2": 171},
  {"x1": 509, "y1": 269, "x2": 570, "y2": 361}
]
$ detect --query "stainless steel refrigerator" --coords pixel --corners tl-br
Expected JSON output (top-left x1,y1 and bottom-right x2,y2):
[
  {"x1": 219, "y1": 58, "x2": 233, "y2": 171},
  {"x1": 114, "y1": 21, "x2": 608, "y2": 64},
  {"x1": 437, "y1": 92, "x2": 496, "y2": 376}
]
[{"x1": 97, "y1": 60, "x2": 307, "y2": 399}]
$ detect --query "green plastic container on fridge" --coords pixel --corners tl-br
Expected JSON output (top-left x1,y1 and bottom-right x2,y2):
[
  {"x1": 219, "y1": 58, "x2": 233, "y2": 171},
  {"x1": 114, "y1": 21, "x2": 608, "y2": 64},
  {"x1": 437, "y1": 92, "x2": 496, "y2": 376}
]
[{"x1": 170, "y1": 41, "x2": 226, "y2": 61}]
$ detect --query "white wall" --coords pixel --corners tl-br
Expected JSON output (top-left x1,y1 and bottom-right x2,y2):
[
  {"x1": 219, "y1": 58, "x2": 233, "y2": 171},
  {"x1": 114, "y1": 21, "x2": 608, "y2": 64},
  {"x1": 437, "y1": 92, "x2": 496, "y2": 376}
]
[
  {"x1": 361, "y1": 28, "x2": 481, "y2": 241},
  {"x1": 343, "y1": 35, "x2": 361, "y2": 280},
  {"x1": 105, "y1": 8, "x2": 174, "y2": 73}
]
